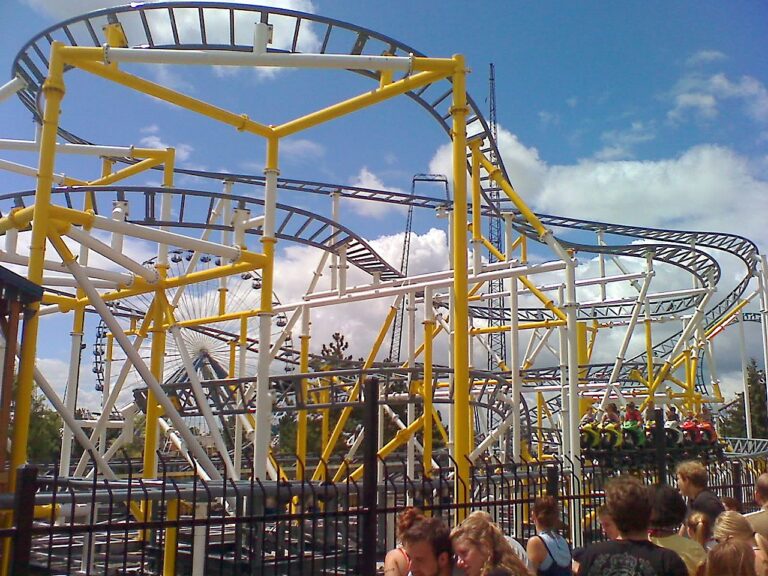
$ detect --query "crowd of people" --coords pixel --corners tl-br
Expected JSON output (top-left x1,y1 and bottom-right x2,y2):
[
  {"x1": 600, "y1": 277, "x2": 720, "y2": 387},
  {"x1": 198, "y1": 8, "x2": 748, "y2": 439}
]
[{"x1": 381, "y1": 461, "x2": 768, "y2": 576}]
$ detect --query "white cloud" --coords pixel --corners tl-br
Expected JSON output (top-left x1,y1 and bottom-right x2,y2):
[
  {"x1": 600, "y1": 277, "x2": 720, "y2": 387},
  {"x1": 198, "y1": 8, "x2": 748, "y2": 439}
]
[
  {"x1": 686, "y1": 50, "x2": 726, "y2": 67},
  {"x1": 708, "y1": 73, "x2": 768, "y2": 122},
  {"x1": 428, "y1": 128, "x2": 768, "y2": 250},
  {"x1": 566, "y1": 97, "x2": 578, "y2": 108},
  {"x1": 595, "y1": 121, "x2": 656, "y2": 160},
  {"x1": 538, "y1": 145, "x2": 768, "y2": 245},
  {"x1": 36, "y1": 357, "x2": 104, "y2": 410},
  {"x1": 138, "y1": 134, "x2": 194, "y2": 162},
  {"x1": 271, "y1": 228, "x2": 451, "y2": 362},
  {"x1": 429, "y1": 126, "x2": 548, "y2": 202},
  {"x1": 668, "y1": 72, "x2": 768, "y2": 124},
  {"x1": 538, "y1": 111, "x2": 560, "y2": 127},
  {"x1": 668, "y1": 92, "x2": 718, "y2": 122},
  {"x1": 280, "y1": 138, "x2": 325, "y2": 163},
  {"x1": 343, "y1": 167, "x2": 409, "y2": 219},
  {"x1": 140, "y1": 124, "x2": 159, "y2": 134}
]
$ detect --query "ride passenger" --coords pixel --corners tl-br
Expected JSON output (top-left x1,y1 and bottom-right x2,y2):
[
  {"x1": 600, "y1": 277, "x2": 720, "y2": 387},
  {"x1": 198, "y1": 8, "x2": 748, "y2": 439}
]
[
  {"x1": 580, "y1": 406, "x2": 596, "y2": 426},
  {"x1": 601, "y1": 403, "x2": 621, "y2": 425},
  {"x1": 527, "y1": 496, "x2": 571, "y2": 576},
  {"x1": 667, "y1": 406, "x2": 681, "y2": 422},
  {"x1": 645, "y1": 400, "x2": 657, "y2": 422},
  {"x1": 451, "y1": 511, "x2": 530, "y2": 576},
  {"x1": 624, "y1": 401, "x2": 643, "y2": 423}
]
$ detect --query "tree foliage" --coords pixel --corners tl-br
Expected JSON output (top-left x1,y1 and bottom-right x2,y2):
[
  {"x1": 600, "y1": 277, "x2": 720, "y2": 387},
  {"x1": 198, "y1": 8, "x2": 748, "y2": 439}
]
[
  {"x1": 11, "y1": 385, "x2": 63, "y2": 465},
  {"x1": 719, "y1": 358, "x2": 768, "y2": 438}
]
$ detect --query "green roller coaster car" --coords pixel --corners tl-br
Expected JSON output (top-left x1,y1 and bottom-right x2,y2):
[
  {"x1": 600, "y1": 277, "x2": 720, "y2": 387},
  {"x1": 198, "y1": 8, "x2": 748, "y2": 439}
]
[{"x1": 621, "y1": 420, "x2": 646, "y2": 448}]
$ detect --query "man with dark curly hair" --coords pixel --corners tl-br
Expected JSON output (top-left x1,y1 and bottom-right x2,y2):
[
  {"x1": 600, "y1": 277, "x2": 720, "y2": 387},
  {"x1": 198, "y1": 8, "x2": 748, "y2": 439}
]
[{"x1": 577, "y1": 476, "x2": 687, "y2": 576}]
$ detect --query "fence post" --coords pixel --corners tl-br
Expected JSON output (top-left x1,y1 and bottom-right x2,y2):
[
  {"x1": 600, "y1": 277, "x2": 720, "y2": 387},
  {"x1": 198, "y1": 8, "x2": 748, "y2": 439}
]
[
  {"x1": 361, "y1": 376, "x2": 378, "y2": 576},
  {"x1": 546, "y1": 464, "x2": 559, "y2": 498},
  {"x1": 10, "y1": 465, "x2": 37, "y2": 576},
  {"x1": 654, "y1": 408, "x2": 666, "y2": 484},
  {"x1": 732, "y1": 460, "x2": 744, "y2": 508}
]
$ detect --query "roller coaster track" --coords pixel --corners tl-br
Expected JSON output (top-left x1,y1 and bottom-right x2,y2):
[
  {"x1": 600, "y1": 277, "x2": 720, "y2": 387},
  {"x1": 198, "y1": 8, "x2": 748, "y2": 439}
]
[
  {"x1": 0, "y1": 186, "x2": 401, "y2": 281},
  {"x1": 5, "y1": 3, "x2": 764, "y2": 457}
]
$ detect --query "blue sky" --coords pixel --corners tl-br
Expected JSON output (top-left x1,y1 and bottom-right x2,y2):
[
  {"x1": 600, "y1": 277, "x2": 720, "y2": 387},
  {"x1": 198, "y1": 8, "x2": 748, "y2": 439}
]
[{"x1": 0, "y1": 0, "x2": 766, "y2": 407}]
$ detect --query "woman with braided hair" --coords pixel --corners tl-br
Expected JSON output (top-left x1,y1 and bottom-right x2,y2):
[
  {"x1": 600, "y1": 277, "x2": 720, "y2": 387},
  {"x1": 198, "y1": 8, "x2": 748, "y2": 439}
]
[{"x1": 451, "y1": 511, "x2": 531, "y2": 576}]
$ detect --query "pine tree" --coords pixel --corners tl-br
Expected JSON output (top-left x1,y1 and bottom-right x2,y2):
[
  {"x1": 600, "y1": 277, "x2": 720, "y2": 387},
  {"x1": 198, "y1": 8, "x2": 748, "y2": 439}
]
[{"x1": 719, "y1": 358, "x2": 768, "y2": 438}]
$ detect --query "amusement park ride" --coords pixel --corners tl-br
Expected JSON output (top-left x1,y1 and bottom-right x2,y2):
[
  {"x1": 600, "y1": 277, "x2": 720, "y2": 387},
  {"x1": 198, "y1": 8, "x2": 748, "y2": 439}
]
[{"x1": 0, "y1": 2, "x2": 766, "y2": 572}]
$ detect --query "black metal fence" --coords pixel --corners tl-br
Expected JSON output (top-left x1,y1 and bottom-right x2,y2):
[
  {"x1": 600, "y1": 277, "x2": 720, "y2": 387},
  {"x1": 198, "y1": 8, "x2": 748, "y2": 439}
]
[{"x1": 0, "y1": 451, "x2": 765, "y2": 575}]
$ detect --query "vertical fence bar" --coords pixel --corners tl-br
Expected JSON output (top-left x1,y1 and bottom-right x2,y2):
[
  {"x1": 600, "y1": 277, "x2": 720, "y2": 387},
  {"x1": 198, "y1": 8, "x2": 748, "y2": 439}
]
[
  {"x1": 10, "y1": 465, "x2": 37, "y2": 576},
  {"x1": 654, "y1": 408, "x2": 666, "y2": 484},
  {"x1": 546, "y1": 464, "x2": 559, "y2": 497},
  {"x1": 732, "y1": 460, "x2": 744, "y2": 509},
  {"x1": 361, "y1": 376, "x2": 378, "y2": 576}
]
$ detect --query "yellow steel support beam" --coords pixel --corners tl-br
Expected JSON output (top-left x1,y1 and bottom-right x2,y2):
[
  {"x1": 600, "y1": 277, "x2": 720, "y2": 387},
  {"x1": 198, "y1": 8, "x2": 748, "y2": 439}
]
[
  {"x1": 470, "y1": 319, "x2": 566, "y2": 335},
  {"x1": 476, "y1": 151, "x2": 549, "y2": 239},
  {"x1": 143, "y1": 288, "x2": 166, "y2": 480},
  {"x1": 0, "y1": 205, "x2": 35, "y2": 235},
  {"x1": 346, "y1": 415, "x2": 425, "y2": 482},
  {"x1": 274, "y1": 69, "x2": 448, "y2": 137},
  {"x1": 162, "y1": 499, "x2": 179, "y2": 576},
  {"x1": 297, "y1": 331, "x2": 310, "y2": 478},
  {"x1": 87, "y1": 156, "x2": 163, "y2": 186},
  {"x1": 65, "y1": 52, "x2": 274, "y2": 138},
  {"x1": 400, "y1": 323, "x2": 443, "y2": 369},
  {"x1": 423, "y1": 316, "x2": 435, "y2": 477},
  {"x1": 9, "y1": 42, "x2": 65, "y2": 491},
  {"x1": 578, "y1": 322, "x2": 589, "y2": 383},
  {"x1": 450, "y1": 55, "x2": 471, "y2": 520}
]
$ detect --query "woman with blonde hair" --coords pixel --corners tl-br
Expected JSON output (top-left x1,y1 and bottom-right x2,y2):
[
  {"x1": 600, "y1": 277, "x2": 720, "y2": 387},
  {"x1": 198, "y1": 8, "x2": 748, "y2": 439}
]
[
  {"x1": 701, "y1": 538, "x2": 757, "y2": 576},
  {"x1": 686, "y1": 511, "x2": 716, "y2": 551},
  {"x1": 713, "y1": 511, "x2": 768, "y2": 576},
  {"x1": 451, "y1": 511, "x2": 530, "y2": 576}
]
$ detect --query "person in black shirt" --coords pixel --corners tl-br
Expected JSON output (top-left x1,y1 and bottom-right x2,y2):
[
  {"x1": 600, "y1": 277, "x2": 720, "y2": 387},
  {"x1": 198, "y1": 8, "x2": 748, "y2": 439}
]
[
  {"x1": 676, "y1": 460, "x2": 725, "y2": 526},
  {"x1": 577, "y1": 476, "x2": 688, "y2": 576}
]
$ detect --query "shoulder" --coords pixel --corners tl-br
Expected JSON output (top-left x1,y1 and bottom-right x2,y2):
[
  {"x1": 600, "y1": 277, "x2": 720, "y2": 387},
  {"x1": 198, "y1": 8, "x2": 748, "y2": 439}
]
[
  {"x1": 577, "y1": 539, "x2": 623, "y2": 561},
  {"x1": 384, "y1": 547, "x2": 408, "y2": 575},
  {"x1": 692, "y1": 490, "x2": 725, "y2": 516}
]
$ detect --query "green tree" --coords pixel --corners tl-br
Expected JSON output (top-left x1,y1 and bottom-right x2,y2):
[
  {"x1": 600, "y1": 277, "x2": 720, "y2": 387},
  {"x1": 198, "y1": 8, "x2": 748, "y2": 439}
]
[
  {"x1": 278, "y1": 332, "x2": 363, "y2": 458},
  {"x1": 12, "y1": 386, "x2": 63, "y2": 464},
  {"x1": 719, "y1": 358, "x2": 768, "y2": 438}
]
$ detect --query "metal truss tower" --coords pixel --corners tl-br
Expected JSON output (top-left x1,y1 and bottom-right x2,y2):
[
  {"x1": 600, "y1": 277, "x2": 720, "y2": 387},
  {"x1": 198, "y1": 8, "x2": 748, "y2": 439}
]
[
  {"x1": 388, "y1": 174, "x2": 449, "y2": 364},
  {"x1": 486, "y1": 63, "x2": 507, "y2": 369}
]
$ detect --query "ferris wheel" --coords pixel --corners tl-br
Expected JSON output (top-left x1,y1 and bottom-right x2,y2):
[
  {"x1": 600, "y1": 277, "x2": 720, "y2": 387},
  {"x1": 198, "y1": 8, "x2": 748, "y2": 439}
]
[{"x1": 91, "y1": 249, "x2": 296, "y2": 413}]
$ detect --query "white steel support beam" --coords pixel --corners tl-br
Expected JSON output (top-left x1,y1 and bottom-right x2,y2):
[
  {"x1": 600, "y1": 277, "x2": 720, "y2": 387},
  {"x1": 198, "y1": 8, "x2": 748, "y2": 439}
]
[{"x1": 738, "y1": 312, "x2": 753, "y2": 438}]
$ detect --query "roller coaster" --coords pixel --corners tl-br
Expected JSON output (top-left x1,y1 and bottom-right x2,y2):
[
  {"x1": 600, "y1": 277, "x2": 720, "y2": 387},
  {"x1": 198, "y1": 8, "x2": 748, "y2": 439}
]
[{"x1": 0, "y1": 2, "x2": 766, "y2": 573}]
